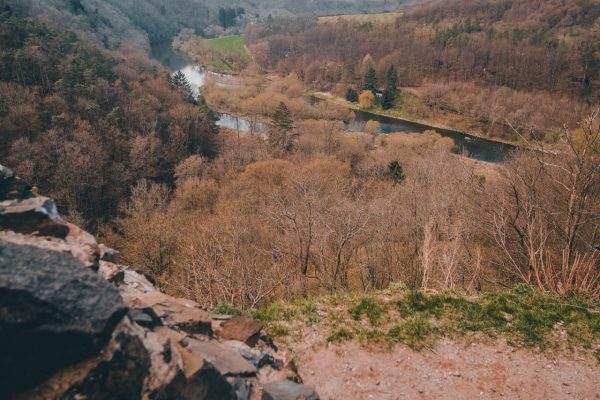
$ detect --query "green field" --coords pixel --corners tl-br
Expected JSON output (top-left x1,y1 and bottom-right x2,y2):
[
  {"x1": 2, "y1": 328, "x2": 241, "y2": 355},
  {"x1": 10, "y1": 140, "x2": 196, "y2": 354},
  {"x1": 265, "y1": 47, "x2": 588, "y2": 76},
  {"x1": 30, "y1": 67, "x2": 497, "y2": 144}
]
[
  {"x1": 203, "y1": 35, "x2": 250, "y2": 73},
  {"x1": 204, "y1": 35, "x2": 246, "y2": 52}
]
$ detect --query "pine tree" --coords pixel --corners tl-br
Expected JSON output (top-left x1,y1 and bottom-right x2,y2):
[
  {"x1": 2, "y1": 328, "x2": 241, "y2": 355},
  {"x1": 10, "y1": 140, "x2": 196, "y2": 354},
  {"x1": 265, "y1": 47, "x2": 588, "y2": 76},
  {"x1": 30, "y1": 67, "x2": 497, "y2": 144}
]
[
  {"x1": 171, "y1": 71, "x2": 196, "y2": 104},
  {"x1": 362, "y1": 67, "x2": 377, "y2": 95},
  {"x1": 382, "y1": 65, "x2": 397, "y2": 110},
  {"x1": 271, "y1": 102, "x2": 294, "y2": 131},
  {"x1": 269, "y1": 102, "x2": 296, "y2": 152},
  {"x1": 345, "y1": 87, "x2": 359, "y2": 102},
  {"x1": 385, "y1": 64, "x2": 397, "y2": 91},
  {"x1": 382, "y1": 88, "x2": 395, "y2": 110},
  {"x1": 69, "y1": 0, "x2": 85, "y2": 14}
]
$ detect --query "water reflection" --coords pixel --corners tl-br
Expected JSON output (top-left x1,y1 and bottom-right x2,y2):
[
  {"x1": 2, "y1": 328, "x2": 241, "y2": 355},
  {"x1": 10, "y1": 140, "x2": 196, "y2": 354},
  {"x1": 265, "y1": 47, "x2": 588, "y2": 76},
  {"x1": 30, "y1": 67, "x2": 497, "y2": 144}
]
[
  {"x1": 350, "y1": 109, "x2": 514, "y2": 163},
  {"x1": 217, "y1": 114, "x2": 267, "y2": 133}
]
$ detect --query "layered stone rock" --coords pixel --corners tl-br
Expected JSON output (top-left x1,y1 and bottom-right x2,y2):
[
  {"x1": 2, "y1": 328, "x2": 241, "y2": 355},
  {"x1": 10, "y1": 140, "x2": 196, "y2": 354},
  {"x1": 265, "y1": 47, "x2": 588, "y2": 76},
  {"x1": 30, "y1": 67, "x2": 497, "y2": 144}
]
[
  {"x1": 0, "y1": 241, "x2": 127, "y2": 397},
  {"x1": 0, "y1": 196, "x2": 70, "y2": 238},
  {"x1": 220, "y1": 316, "x2": 264, "y2": 347},
  {"x1": 0, "y1": 164, "x2": 320, "y2": 400}
]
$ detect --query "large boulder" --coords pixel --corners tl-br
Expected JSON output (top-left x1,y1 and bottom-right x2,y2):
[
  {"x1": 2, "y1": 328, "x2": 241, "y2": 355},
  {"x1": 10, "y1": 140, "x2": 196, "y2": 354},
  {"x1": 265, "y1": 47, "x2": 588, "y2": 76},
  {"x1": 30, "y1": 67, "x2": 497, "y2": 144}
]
[
  {"x1": 15, "y1": 318, "x2": 185, "y2": 400},
  {"x1": 0, "y1": 241, "x2": 128, "y2": 397}
]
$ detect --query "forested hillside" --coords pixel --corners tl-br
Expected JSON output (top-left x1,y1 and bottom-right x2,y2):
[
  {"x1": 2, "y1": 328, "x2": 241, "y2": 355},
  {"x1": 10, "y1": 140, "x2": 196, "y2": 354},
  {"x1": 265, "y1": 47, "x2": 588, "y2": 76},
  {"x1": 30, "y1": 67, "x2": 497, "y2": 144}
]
[
  {"x1": 246, "y1": 0, "x2": 600, "y2": 139},
  {"x1": 4, "y1": 0, "x2": 408, "y2": 50},
  {"x1": 0, "y1": 7, "x2": 218, "y2": 227}
]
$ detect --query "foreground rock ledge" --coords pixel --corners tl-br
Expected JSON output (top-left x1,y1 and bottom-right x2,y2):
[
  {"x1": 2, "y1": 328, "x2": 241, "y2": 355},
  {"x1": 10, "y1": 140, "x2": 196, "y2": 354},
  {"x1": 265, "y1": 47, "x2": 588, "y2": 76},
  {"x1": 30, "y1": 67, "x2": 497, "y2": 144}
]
[
  {"x1": 0, "y1": 164, "x2": 319, "y2": 400},
  {"x1": 0, "y1": 241, "x2": 127, "y2": 395}
]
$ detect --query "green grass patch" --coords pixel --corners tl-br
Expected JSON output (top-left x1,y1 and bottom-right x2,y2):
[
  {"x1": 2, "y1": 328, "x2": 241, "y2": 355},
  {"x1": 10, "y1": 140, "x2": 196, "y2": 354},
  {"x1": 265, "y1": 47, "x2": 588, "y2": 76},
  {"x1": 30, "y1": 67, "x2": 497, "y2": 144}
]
[
  {"x1": 349, "y1": 296, "x2": 387, "y2": 324},
  {"x1": 328, "y1": 327, "x2": 355, "y2": 343},
  {"x1": 245, "y1": 285, "x2": 599, "y2": 354},
  {"x1": 202, "y1": 35, "x2": 250, "y2": 73},
  {"x1": 388, "y1": 315, "x2": 432, "y2": 349},
  {"x1": 393, "y1": 285, "x2": 600, "y2": 348},
  {"x1": 266, "y1": 323, "x2": 289, "y2": 338},
  {"x1": 211, "y1": 303, "x2": 243, "y2": 316},
  {"x1": 204, "y1": 35, "x2": 245, "y2": 52}
]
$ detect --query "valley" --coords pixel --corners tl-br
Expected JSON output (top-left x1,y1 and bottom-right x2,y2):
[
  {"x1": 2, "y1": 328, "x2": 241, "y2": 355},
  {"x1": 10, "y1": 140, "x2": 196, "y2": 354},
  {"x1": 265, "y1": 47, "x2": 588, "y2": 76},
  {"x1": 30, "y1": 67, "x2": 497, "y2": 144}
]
[{"x1": 1, "y1": 1, "x2": 599, "y2": 399}]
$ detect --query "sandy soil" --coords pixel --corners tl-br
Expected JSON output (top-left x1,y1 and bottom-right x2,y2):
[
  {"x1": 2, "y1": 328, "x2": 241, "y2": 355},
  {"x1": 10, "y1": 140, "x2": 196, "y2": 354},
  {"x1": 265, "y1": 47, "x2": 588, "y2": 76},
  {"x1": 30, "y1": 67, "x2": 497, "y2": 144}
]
[{"x1": 291, "y1": 339, "x2": 600, "y2": 400}]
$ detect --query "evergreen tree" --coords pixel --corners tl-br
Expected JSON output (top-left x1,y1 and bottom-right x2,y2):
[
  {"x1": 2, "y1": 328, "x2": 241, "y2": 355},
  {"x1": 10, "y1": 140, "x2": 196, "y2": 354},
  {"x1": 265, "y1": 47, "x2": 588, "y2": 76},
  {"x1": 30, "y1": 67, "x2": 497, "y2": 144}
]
[
  {"x1": 387, "y1": 161, "x2": 405, "y2": 183},
  {"x1": 385, "y1": 64, "x2": 397, "y2": 91},
  {"x1": 362, "y1": 67, "x2": 377, "y2": 95},
  {"x1": 170, "y1": 71, "x2": 196, "y2": 104},
  {"x1": 345, "y1": 87, "x2": 359, "y2": 102},
  {"x1": 218, "y1": 7, "x2": 238, "y2": 29},
  {"x1": 382, "y1": 88, "x2": 395, "y2": 110},
  {"x1": 269, "y1": 102, "x2": 296, "y2": 152},
  {"x1": 271, "y1": 102, "x2": 294, "y2": 131},
  {"x1": 382, "y1": 65, "x2": 397, "y2": 109}
]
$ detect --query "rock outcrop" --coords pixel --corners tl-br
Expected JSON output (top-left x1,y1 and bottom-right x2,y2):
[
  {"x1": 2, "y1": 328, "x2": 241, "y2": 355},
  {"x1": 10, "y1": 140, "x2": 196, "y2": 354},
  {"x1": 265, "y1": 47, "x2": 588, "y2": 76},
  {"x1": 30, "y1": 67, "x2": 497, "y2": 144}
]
[
  {"x1": 0, "y1": 241, "x2": 127, "y2": 396},
  {"x1": 0, "y1": 165, "x2": 319, "y2": 400}
]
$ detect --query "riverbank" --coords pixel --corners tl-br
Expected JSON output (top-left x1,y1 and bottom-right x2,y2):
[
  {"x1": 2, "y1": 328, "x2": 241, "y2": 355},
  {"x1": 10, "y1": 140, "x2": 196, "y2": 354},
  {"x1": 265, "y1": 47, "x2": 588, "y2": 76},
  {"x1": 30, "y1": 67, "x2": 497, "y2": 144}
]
[{"x1": 311, "y1": 91, "x2": 528, "y2": 149}]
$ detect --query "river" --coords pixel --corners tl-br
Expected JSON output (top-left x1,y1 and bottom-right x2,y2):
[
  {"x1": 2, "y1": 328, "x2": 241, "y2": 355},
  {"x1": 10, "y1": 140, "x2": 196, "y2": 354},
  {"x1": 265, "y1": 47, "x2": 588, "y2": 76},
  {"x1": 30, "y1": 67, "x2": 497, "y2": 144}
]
[
  {"x1": 151, "y1": 41, "x2": 266, "y2": 133},
  {"x1": 152, "y1": 41, "x2": 512, "y2": 163},
  {"x1": 349, "y1": 109, "x2": 515, "y2": 163}
]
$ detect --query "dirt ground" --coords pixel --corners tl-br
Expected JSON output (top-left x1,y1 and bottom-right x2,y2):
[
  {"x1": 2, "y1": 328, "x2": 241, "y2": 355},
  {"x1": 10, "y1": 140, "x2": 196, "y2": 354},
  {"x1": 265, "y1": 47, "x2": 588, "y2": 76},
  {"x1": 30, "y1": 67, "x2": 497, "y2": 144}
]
[{"x1": 290, "y1": 338, "x2": 600, "y2": 400}]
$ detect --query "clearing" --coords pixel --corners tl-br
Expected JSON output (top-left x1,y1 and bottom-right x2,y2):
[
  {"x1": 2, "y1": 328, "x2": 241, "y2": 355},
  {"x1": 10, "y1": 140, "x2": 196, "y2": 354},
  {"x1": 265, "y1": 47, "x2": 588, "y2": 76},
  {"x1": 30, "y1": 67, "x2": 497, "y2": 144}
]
[
  {"x1": 204, "y1": 35, "x2": 246, "y2": 52},
  {"x1": 202, "y1": 35, "x2": 250, "y2": 73}
]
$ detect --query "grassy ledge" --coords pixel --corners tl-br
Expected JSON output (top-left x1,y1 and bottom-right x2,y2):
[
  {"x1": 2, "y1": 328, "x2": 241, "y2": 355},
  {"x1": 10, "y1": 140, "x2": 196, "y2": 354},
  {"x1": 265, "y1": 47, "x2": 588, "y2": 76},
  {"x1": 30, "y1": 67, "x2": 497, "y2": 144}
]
[{"x1": 214, "y1": 285, "x2": 600, "y2": 359}]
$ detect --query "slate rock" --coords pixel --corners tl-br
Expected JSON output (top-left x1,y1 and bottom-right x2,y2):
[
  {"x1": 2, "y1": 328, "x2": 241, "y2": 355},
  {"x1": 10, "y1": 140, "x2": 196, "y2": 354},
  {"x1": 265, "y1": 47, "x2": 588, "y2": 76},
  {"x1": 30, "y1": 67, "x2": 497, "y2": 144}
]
[
  {"x1": 0, "y1": 197, "x2": 70, "y2": 238},
  {"x1": 262, "y1": 380, "x2": 319, "y2": 400},
  {"x1": 61, "y1": 329, "x2": 151, "y2": 400},
  {"x1": 154, "y1": 362, "x2": 237, "y2": 400},
  {"x1": 122, "y1": 290, "x2": 213, "y2": 336},
  {"x1": 99, "y1": 244, "x2": 121, "y2": 263},
  {"x1": 219, "y1": 316, "x2": 264, "y2": 347},
  {"x1": 186, "y1": 339, "x2": 257, "y2": 377},
  {"x1": 224, "y1": 340, "x2": 281, "y2": 370},
  {"x1": 0, "y1": 241, "x2": 128, "y2": 397},
  {"x1": 129, "y1": 307, "x2": 164, "y2": 329},
  {"x1": 16, "y1": 318, "x2": 183, "y2": 400}
]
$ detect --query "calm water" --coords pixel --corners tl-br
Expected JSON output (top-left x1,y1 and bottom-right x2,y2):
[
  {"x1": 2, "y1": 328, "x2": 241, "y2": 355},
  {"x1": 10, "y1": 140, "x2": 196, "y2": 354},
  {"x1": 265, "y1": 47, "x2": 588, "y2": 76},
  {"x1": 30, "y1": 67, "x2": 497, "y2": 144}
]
[
  {"x1": 151, "y1": 42, "x2": 262, "y2": 132},
  {"x1": 218, "y1": 113, "x2": 267, "y2": 133},
  {"x1": 350, "y1": 110, "x2": 515, "y2": 163}
]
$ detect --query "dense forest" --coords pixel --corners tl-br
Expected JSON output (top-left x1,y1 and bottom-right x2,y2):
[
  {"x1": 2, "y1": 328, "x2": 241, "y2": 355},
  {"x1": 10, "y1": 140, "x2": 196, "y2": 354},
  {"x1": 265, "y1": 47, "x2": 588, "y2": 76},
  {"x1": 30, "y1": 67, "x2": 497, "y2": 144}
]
[
  {"x1": 0, "y1": 7, "x2": 218, "y2": 227},
  {"x1": 246, "y1": 0, "x2": 600, "y2": 139}
]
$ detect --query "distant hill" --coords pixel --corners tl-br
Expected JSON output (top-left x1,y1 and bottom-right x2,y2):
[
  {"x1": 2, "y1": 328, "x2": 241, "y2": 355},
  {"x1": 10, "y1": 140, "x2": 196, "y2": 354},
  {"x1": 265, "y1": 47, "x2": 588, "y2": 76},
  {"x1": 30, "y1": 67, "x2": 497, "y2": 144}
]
[{"x1": 3, "y1": 0, "x2": 410, "y2": 50}]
